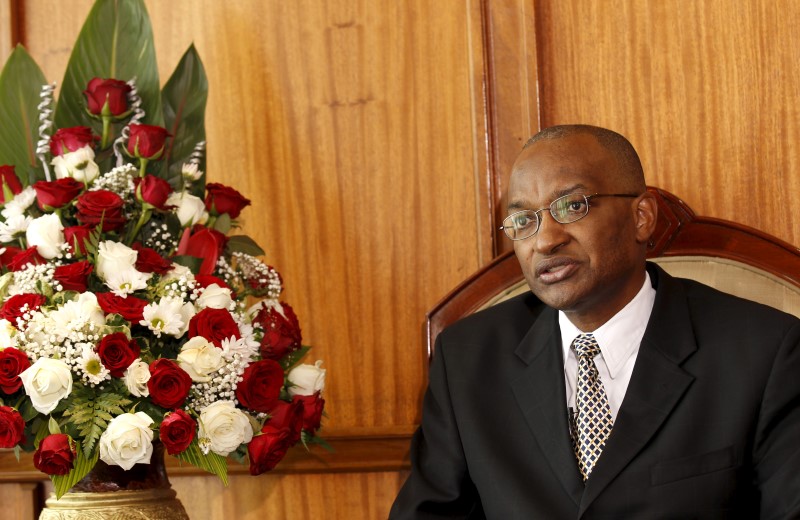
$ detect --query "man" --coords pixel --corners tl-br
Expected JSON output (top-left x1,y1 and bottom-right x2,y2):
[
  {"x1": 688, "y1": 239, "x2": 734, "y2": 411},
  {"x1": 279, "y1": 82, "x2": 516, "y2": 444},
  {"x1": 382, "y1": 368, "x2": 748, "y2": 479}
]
[{"x1": 390, "y1": 125, "x2": 800, "y2": 518}]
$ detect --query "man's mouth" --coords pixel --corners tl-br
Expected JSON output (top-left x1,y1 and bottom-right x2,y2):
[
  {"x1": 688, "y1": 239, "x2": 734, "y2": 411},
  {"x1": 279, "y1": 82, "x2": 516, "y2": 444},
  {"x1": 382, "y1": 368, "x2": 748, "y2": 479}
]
[{"x1": 535, "y1": 259, "x2": 578, "y2": 284}]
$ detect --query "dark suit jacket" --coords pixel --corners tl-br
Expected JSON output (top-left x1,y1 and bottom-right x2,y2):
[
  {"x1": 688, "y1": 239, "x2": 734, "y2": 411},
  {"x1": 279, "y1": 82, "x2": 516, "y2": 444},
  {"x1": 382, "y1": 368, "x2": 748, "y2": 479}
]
[{"x1": 391, "y1": 263, "x2": 800, "y2": 519}]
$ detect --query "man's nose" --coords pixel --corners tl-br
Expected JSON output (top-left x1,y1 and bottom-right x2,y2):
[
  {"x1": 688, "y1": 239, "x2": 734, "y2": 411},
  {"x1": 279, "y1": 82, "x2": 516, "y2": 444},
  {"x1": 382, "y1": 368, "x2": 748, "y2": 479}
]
[{"x1": 533, "y1": 212, "x2": 569, "y2": 254}]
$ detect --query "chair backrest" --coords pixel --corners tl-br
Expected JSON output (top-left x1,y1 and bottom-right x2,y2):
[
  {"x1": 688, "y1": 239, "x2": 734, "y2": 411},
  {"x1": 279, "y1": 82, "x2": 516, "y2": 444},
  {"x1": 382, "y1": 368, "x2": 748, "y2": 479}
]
[{"x1": 425, "y1": 187, "x2": 800, "y2": 358}]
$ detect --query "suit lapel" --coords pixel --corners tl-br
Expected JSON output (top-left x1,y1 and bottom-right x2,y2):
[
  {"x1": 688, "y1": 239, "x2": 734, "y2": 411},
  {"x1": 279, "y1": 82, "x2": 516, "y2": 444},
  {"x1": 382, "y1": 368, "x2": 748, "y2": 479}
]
[
  {"x1": 579, "y1": 264, "x2": 698, "y2": 516},
  {"x1": 510, "y1": 307, "x2": 585, "y2": 507}
]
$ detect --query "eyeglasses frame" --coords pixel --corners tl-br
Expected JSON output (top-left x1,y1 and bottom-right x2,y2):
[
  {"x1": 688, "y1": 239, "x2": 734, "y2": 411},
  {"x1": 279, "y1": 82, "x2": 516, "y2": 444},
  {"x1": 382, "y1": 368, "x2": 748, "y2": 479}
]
[{"x1": 500, "y1": 193, "x2": 641, "y2": 241}]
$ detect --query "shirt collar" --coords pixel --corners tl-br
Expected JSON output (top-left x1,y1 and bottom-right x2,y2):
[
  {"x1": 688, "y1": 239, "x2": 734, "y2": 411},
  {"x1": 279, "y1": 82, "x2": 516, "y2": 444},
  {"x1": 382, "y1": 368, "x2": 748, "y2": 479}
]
[{"x1": 559, "y1": 272, "x2": 656, "y2": 378}]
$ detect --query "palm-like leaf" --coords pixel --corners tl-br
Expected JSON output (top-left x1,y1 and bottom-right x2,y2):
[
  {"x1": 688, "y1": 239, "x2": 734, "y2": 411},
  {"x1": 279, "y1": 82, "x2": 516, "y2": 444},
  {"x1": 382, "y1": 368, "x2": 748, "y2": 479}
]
[
  {"x1": 0, "y1": 45, "x2": 48, "y2": 185},
  {"x1": 54, "y1": 0, "x2": 164, "y2": 136},
  {"x1": 160, "y1": 45, "x2": 208, "y2": 191}
]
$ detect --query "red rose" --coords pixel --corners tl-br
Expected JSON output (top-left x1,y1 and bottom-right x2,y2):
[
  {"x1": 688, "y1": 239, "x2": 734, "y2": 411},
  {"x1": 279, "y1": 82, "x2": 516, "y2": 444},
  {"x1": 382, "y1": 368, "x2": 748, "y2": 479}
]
[
  {"x1": 33, "y1": 434, "x2": 76, "y2": 475},
  {"x1": 292, "y1": 393, "x2": 325, "y2": 434},
  {"x1": 0, "y1": 406, "x2": 24, "y2": 448},
  {"x1": 159, "y1": 409, "x2": 196, "y2": 455},
  {"x1": 127, "y1": 124, "x2": 169, "y2": 160},
  {"x1": 83, "y1": 78, "x2": 131, "y2": 116},
  {"x1": 34, "y1": 178, "x2": 84, "y2": 210},
  {"x1": 64, "y1": 224, "x2": 95, "y2": 256},
  {"x1": 235, "y1": 360, "x2": 284, "y2": 413},
  {"x1": 96, "y1": 293, "x2": 149, "y2": 322},
  {"x1": 76, "y1": 190, "x2": 126, "y2": 232},
  {"x1": 267, "y1": 399, "x2": 304, "y2": 444},
  {"x1": 0, "y1": 294, "x2": 47, "y2": 328},
  {"x1": 53, "y1": 261, "x2": 93, "y2": 292},
  {"x1": 133, "y1": 244, "x2": 172, "y2": 274},
  {"x1": 136, "y1": 175, "x2": 172, "y2": 210},
  {"x1": 256, "y1": 303, "x2": 302, "y2": 360},
  {"x1": 247, "y1": 424, "x2": 293, "y2": 475},
  {"x1": 0, "y1": 246, "x2": 22, "y2": 268},
  {"x1": 147, "y1": 359, "x2": 192, "y2": 409},
  {"x1": 0, "y1": 347, "x2": 31, "y2": 394},
  {"x1": 188, "y1": 308, "x2": 240, "y2": 348},
  {"x1": 8, "y1": 247, "x2": 46, "y2": 272},
  {"x1": 97, "y1": 333, "x2": 140, "y2": 378},
  {"x1": 204, "y1": 183, "x2": 251, "y2": 219},
  {"x1": 0, "y1": 165, "x2": 22, "y2": 204},
  {"x1": 49, "y1": 127, "x2": 96, "y2": 156}
]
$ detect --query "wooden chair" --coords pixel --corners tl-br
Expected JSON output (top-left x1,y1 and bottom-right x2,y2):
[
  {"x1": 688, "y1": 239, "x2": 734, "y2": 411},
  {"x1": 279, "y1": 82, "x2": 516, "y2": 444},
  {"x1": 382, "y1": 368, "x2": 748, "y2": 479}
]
[{"x1": 426, "y1": 187, "x2": 800, "y2": 358}]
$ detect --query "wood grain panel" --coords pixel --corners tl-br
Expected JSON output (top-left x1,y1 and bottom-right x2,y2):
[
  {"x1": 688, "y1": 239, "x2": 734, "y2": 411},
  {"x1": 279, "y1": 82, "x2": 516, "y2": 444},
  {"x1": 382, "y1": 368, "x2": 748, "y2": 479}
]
[
  {"x1": 535, "y1": 0, "x2": 800, "y2": 247},
  {"x1": 1, "y1": 0, "x2": 14, "y2": 62}
]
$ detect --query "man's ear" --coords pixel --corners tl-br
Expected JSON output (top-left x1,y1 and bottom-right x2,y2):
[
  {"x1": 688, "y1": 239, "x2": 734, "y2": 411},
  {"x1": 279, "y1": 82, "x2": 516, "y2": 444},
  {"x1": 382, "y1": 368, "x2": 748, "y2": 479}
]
[{"x1": 633, "y1": 192, "x2": 658, "y2": 243}]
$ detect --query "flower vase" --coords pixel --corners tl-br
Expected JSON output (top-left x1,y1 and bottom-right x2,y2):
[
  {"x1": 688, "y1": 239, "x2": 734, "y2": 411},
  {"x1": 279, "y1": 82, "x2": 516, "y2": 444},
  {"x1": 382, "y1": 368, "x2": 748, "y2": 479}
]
[{"x1": 39, "y1": 442, "x2": 189, "y2": 520}]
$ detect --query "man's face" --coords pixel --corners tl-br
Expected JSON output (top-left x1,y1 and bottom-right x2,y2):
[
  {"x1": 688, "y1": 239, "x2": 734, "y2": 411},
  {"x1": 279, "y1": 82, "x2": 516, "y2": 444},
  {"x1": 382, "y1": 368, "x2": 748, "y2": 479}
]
[{"x1": 508, "y1": 133, "x2": 653, "y2": 330}]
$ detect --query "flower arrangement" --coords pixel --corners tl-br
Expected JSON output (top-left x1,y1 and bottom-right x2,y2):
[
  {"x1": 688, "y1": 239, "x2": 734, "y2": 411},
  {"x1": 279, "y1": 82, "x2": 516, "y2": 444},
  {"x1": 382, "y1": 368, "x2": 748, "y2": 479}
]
[{"x1": 0, "y1": 0, "x2": 327, "y2": 498}]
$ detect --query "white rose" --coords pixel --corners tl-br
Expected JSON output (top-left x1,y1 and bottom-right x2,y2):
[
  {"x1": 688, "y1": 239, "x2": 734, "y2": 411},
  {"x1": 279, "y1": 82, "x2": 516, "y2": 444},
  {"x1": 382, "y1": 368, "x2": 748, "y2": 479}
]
[
  {"x1": 124, "y1": 359, "x2": 151, "y2": 397},
  {"x1": 96, "y1": 241, "x2": 138, "y2": 280},
  {"x1": 198, "y1": 401, "x2": 253, "y2": 456},
  {"x1": 0, "y1": 319, "x2": 16, "y2": 346},
  {"x1": 166, "y1": 192, "x2": 208, "y2": 227},
  {"x1": 19, "y1": 358, "x2": 73, "y2": 414},
  {"x1": 196, "y1": 284, "x2": 232, "y2": 310},
  {"x1": 287, "y1": 360, "x2": 326, "y2": 396},
  {"x1": 26, "y1": 214, "x2": 65, "y2": 259},
  {"x1": 99, "y1": 412, "x2": 154, "y2": 470},
  {"x1": 177, "y1": 336, "x2": 224, "y2": 382},
  {"x1": 51, "y1": 146, "x2": 100, "y2": 183}
]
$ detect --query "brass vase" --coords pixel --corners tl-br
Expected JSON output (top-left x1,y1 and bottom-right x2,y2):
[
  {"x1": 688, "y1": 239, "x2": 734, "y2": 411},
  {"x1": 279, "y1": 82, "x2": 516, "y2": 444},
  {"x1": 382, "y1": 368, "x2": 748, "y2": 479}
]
[{"x1": 39, "y1": 442, "x2": 189, "y2": 520}]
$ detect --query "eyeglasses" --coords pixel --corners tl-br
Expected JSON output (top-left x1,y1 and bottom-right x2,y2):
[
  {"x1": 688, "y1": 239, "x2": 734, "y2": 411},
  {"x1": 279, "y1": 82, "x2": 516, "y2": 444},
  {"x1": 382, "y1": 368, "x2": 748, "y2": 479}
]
[{"x1": 500, "y1": 193, "x2": 640, "y2": 241}]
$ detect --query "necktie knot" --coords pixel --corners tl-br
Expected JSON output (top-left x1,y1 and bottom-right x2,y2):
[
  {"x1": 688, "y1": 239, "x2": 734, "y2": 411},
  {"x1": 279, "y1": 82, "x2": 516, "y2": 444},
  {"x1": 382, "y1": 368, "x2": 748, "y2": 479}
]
[{"x1": 573, "y1": 333, "x2": 600, "y2": 359}]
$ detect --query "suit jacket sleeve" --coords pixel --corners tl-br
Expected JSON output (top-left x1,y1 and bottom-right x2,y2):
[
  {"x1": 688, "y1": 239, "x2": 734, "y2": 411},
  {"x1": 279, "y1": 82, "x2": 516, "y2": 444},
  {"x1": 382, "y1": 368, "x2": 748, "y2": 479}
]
[
  {"x1": 389, "y1": 333, "x2": 483, "y2": 519},
  {"x1": 755, "y1": 320, "x2": 800, "y2": 519}
]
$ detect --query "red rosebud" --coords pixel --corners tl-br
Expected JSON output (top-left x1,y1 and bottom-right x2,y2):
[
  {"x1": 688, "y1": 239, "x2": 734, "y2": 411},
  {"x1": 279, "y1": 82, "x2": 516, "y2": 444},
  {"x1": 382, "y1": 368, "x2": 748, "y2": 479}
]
[
  {"x1": 136, "y1": 175, "x2": 173, "y2": 210},
  {"x1": 96, "y1": 293, "x2": 149, "y2": 322},
  {"x1": 132, "y1": 244, "x2": 172, "y2": 275},
  {"x1": 53, "y1": 261, "x2": 93, "y2": 292},
  {"x1": 235, "y1": 359, "x2": 284, "y2": 413},
  {"x1": 97, "y1": 333, "x2": 140, "y2": 378},
  {"x1": 0, "y1": 165, "x2": 22, "y2": 204},
  {"x1": 33, "y1": 434, "x2": 76, "y2": 475},
  {"x1": 188, "y1": 308, "x2": 241, "y2": 349},
  {"x1": 63, "y1": 224, "x2": 95, "y2": 256},
  {"x1": 159, "y1": 409, "x2": 196, "y2": 455},
  {"x1": 204, "y1": 183, "x2": 251, "y2": 219},
  {"x1": 267, "y1": 399, "x2": 304, "y2": 444},
  {"x1": 0, "y1": 246, "x2": 21, "y2": 268},
  {"x1": 34, "y1": 178, "x2": 84, "y2": 210},
  {"x1": 49, "y1": 127, "x2": 96, "y2": 156},
  {"x1": 0, "y1": 347, "x2": 31, "y2": 394},
  {"x1": 127, "y1": 124, "x2": 169, "y2": 160},
  {"x1": 83, "y1": 78, "x2": 131, "y2": 116},
  {"x1": 255, "y1": 303, "x2": 302, "y2": 361},
  {"x1": 292, "y1": 393, "x2": 325, "y2": 434},
  {"x1": 0, "y1": 406, "x2": 25, "y2": 448},
  {"x1": 247, "y1": 424, "x2": 293, "y2": 475},
  {"x1": 7, "y1": 247, "x2": 46, "y2": 272},
  {"x1": 0, "y1": 294, "x2": 47, "y2": 328},
  {"x1": 76, "y1": 190, "x2": 126, "y2": 232},
  {"x1": 147, "y1": 359, "x2": 192, "y2": 409}
]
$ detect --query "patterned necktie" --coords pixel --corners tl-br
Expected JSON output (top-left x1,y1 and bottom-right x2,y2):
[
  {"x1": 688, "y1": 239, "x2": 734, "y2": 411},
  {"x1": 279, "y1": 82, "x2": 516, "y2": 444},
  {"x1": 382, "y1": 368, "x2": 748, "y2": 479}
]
[{"x1": 572, "y1": 333, "x2": 614, "y2": 481}]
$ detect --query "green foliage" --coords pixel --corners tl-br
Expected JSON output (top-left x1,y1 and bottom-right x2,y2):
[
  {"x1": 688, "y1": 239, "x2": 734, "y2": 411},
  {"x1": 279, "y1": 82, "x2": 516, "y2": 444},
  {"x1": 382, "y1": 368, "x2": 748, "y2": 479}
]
[
  {"x1": 226, "y1": 235, "x2": 266, "y2": 257},
  {"x1": 175, "y1": 440, "x2": 229, "y2": 486},
  {"x1": 279, "y1": 346, "x2": 311, "y2": 371},
  {"x1": 51, "y1": 448, "x2": 99, "y2": 499},
  {"x1": 171, "y1": 254, "x2": 203, "y2": 274},
  {"x1": 0, "y1": 45, "x2": 48, "y2": 184},
  {"x1": 62, "y1": 385, "x2": 132, "y2": 458},
  {"x1": 160, "y1": 45, "x2": 208, "y2": 192},
  {"x1": 55, "y1": 0, "x2": 164, "y2": 137}
]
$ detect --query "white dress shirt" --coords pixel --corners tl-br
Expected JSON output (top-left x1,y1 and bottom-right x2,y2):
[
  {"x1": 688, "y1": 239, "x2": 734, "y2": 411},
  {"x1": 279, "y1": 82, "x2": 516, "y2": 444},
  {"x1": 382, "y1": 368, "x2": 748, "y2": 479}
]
[{"x1": 559, "y1": 273, "x2": 656, "y2": 421}]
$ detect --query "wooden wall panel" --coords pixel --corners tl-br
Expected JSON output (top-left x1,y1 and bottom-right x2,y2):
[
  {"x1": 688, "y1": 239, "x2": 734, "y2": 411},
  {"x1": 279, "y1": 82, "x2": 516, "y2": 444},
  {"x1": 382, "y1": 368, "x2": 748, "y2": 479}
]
[
  {"x1": 0, "y1": 0, "x2": 17, "y2": 61},
  {"x1": 535, "y1": 0, "x2": 800, "y2": 247}
]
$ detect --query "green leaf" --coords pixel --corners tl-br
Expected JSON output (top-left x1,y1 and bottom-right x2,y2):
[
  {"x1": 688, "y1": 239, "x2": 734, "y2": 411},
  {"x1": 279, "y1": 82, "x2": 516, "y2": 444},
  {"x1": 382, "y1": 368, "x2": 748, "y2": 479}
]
[
  {"x1": 159, "y1": 45, "x2": 207, "y2": 190},
  {"x1": 279, "y1": 346, "x2": 311, "y2": 370},
  {"x1": 213, "y1": 213, "x2": 231, "y2": 234},
  {"x1": 62, "y1": 388, "x2": 132, "y2": 458},
  {"x1": 170, "y1": 254, "x2": 203, "y2": 274},
  {"x1": 48, "y1": 417, "x2": 61, "y2": 435},
  {"x1": 51, "y1": 448, "x2": 99, "y2": 499},
  {"x1": 226, "y1": 235, "x2": 266, "y2": 257},
  {"x1": 0, "y1": 45, "x2": 48, "y2": 184},
  {"x1": 175, "y1": 440, "x2": 229, "y2": 486},
  {"x1": 55, "y1": 0, "x2": 164, "y2": 132}
]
